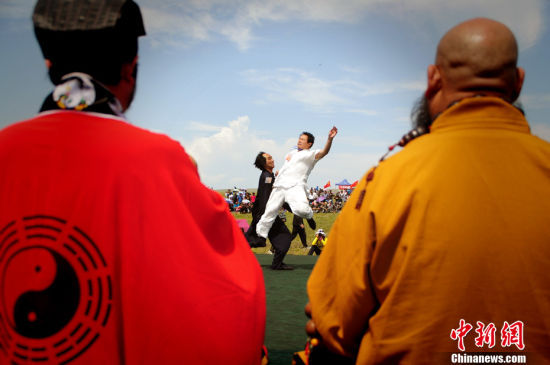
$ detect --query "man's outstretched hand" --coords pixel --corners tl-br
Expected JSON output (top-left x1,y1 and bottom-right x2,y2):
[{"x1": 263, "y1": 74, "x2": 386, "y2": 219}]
[{"x1": 328, "y1": 126, "x2": 338, "y2": 139}]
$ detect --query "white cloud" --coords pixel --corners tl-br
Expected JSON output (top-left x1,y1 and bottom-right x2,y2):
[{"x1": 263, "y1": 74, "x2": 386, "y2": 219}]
[
  {"x1": 241, "y1": 0, "x2": 374, "y2": 24},
  {"x1": 243, "y1": 68, "x2": 345, "y2": 111},
  {"x1": 140, "y1": 0, "x2": 258, "y2": 50},
  {"x1": 138, "y1": 0, "x2": 545, "y2": 51},
  {"x1": 179, "y1": 116, "x2": 288, "y2": 188},
  {"x1": 219, "y1": 21, "x2": 256, "y2": 51},
  {"x1": 243, "y1": 68, "x2": 423, "y2": 112},
  {"x1": 2, "y1": 0, "x2": 545, "y2": 51},
  {"x1": 140, "y1": 6, "x2": 215, "y2": 48}
]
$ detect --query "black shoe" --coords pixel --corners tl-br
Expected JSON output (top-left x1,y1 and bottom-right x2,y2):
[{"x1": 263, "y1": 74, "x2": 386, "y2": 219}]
[
  {"x1": 249, "y1": 236, "x2": 267, "y2": 248},
  {"x1": 307, "y1": 218, "x2": 316, "y2": 230},
  {"x1": 272, "y1": 263, "x2": 294, "y2": 270}
]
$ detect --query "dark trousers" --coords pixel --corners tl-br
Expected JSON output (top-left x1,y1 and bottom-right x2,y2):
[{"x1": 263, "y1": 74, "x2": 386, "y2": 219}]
[
  {"x1": 291, "y1": 227, "x2": 307, "y2": 247},
  {"x1": 269, "y1": 217, "x2": 292, "y2": 268},
  {"x1": 308, "y1": 245, "x2": 322, "y2": 256},
  {"x1": 245, "y1": 220, "x2": 266, "y2": 247},
  {"x1": 246, "y1": 216, "x2": 291, "y2": 269}
]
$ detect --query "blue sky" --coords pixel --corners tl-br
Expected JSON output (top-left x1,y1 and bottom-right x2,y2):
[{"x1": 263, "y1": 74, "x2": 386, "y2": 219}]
[{"x1": 1, "y1": 0, "x2": 549, "y2": 189}]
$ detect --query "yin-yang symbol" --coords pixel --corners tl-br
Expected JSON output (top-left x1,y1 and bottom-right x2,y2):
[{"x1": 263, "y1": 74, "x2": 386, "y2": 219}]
[{"x1": 5, "y1": 246, "x2": 80, "y2": 338}]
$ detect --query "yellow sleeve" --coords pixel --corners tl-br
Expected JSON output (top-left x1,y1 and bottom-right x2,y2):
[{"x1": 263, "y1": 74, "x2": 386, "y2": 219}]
[
  {"x1": 311, "y1": 237, "x2": 319, "y2": 246},
  {"x1": 307, "y1": 171, "x2": 377, "y2": 357}
]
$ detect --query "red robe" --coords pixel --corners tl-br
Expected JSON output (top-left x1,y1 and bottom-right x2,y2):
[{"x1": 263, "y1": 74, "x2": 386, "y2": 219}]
[{"x1": 0, "y1": 110, "x2": 265, "y2": 364}]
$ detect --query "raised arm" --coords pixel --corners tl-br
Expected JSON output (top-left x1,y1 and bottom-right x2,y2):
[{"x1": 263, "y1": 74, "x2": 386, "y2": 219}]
[{"x1": 315, "y1": 126, "x2": 338, "y2": 160}]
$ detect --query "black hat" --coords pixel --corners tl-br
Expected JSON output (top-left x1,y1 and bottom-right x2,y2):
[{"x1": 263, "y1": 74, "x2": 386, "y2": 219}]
[
  {"x1": 33, "y1": 0, "x2": 145, "y2": 34},
  {"x1": 32, "y1": 0, "x2": 146, "y2": 84}
]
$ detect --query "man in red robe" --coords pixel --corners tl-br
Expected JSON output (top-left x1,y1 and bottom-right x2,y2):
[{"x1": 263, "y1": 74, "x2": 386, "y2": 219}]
[{"x1": 0, "y1": 1, "x2": 266, "y2": 364}]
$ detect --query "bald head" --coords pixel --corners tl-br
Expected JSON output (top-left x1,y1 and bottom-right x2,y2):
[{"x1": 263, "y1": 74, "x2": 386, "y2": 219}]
[{"x1": 426, "y1": 18, "x2": 524, "y2": 118}]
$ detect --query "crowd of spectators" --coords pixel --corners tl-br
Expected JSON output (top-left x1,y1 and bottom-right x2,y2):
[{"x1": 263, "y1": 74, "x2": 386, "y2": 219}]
[
  {"x1": 307, "y1": 187, "x2": 351, "y2": 213},
  {"x1": 225, "y1": 186, "x2": 352, "y2": 214},
  {"x1": 224, "y1": 188, "x2": 255, "y2": 213}
]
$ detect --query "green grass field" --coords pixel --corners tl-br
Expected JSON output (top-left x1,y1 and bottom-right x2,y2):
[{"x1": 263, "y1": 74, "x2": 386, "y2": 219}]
[
  {"x1": 255, "y1": 254, "x2": 318, "y2": 365},
  {"x1": 230, "y1": 210, "x2": 340, "y2": 363},
  {"x1": 232, "y1": 212, "x2": 338, "y2": 255}
]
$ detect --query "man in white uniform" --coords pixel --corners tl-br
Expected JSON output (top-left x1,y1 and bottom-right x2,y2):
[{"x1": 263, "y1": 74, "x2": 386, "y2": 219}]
[{"x1": 256, "y1": 127, "x2": 338, "y2": 239}]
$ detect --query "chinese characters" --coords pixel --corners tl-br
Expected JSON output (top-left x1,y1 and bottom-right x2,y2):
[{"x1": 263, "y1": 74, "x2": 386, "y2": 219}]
[{"x1": 450, "y1": 320, "x2": 524, "y2": 351}]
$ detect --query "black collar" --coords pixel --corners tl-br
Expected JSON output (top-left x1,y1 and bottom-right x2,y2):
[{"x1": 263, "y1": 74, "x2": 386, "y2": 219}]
[{"x1": 39, "y1": 73, "x2": 125, "y2": 117}]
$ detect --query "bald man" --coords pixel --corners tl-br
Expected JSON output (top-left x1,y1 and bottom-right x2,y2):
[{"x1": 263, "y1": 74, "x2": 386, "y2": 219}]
[{"x1": 306, "y1": 18, "x2": 550, "y2": 364}]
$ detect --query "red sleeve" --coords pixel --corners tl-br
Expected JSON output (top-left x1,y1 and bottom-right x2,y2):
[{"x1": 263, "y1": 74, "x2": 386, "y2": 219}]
[{"x1": 112, "y1": 138, "x2": 266, "y2": 365}]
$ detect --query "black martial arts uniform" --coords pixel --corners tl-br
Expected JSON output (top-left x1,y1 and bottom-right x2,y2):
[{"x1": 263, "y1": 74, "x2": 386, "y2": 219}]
[{"x1": 245, "y1": 169, "x2": 292, "y2": 269}]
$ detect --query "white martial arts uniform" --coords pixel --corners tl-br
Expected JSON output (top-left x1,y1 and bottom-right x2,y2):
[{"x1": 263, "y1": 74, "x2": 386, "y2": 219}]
[{"x1": 256, "y1": 148, "x2": 319, "y2": 238}]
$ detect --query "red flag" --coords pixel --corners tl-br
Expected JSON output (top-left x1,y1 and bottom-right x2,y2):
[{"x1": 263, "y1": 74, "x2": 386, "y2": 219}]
[
  {"x1": 324, "y1": 181, "x2": 331, "y2": 189},
  {"x1": 351, "y1": 180, "x2": 358, "y2": 187}
]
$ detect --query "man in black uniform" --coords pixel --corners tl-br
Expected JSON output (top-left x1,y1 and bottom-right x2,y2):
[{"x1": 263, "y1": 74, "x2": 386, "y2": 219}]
[{"x1": 245, "y1": 152, "x2": 293, "y2": 270}]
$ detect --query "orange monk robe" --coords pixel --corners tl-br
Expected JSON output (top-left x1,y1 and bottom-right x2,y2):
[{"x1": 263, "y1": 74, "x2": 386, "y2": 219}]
[{"x1": 307, "y1": 97, "x2": 550, "y2": 364}]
